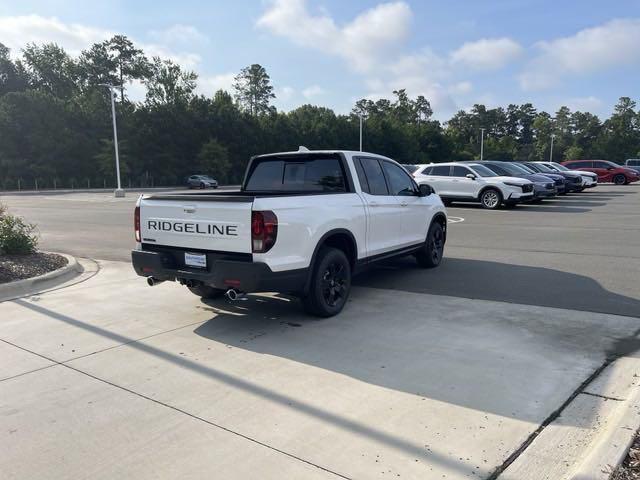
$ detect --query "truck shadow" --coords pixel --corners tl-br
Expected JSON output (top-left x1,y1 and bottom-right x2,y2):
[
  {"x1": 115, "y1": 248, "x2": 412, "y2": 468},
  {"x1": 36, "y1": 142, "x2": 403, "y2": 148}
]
[
  {"x1": 195, "y1": 259, "x2": 640, "y2": 429},
  {"x1": 354, "y1": 256, "x2": 640, "y2": 318}
]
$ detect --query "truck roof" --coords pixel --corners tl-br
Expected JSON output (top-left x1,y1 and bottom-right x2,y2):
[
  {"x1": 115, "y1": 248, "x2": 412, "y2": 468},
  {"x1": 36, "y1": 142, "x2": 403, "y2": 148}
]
[{"x1": 253, "y1": 149, "x2": 393, "y2": 161}]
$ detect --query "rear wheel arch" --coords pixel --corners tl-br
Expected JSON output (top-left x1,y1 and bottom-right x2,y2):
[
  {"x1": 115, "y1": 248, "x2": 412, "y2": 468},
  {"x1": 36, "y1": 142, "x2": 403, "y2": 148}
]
[{"x1": 304, "y1": 229, "x2": 357, "y2": 294}]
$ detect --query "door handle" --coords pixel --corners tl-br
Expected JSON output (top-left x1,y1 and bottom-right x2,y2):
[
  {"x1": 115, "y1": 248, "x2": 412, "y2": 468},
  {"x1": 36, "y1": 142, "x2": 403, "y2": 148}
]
[
  {"x1": 369, "y1": 201, "x2": 379, "y2": 207},
  {"x1": 400, "y1": 201, "x2": 408, "y2": 207}
]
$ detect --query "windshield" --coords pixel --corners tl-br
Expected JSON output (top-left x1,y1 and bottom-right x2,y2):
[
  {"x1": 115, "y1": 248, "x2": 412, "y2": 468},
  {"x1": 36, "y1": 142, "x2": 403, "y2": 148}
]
[
  {"x1": 499, "y1": 163, "x2": 530, "y2": 175},
  {"x1": 549, "y1": 162, "x2": 567, "y2": 171},
  {"x1": 468, "y1": 164, "x2": 498, "y2": 177},
  {"x1": 533, "y1": 163, "x2": 555, "y2": 173},
  {"x1": 515, "y1": 163, "x2": 536, "y2": 174}
]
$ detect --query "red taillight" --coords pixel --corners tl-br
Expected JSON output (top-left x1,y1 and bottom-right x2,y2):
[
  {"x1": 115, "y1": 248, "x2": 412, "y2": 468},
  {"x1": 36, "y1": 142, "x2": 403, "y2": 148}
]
[
  {"x1": 134, "y1": 206, "x2": 141, "y2": 242},
  {"x1": 251, "y1": 210, "x2": 277, "y2": 253}
]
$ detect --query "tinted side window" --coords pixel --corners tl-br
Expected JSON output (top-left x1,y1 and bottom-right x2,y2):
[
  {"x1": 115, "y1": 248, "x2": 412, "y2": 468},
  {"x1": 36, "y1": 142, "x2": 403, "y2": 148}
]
[
  {"x1": 382, "y1": 161, "x2": 417, "y2": 196},
  {"x1": 360, "y1": 158, "x2": 389, "y2": 195},
  {"x1": 353, "y1": 158, "x2": 370, "y2": 193},
  {"x1": 571, "y1": 161, "x2": 592, "y2": 168},
  {"x1": 246, "y1": 158, "x2": 346, "y2": 192},
  {"x1": 419, "y1": 167, "x2": 432, "y2": 175},
  {"x1": 452, "y1": 166, "x2": 474, "y2": 177},
  {"x1": 429, "y1": 165, "x2": 451, "y2": 176},
  {"x1": 629, "y1": 160, "x2": 640, "y2": 166},
  {"x1": 594, "y1": 161, "x2": 611, "y2": 169}
]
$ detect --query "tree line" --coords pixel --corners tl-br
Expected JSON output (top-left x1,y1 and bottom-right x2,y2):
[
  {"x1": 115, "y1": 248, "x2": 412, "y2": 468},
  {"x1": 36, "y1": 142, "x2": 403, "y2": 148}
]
[{"x1": 1, "y1": 35, "x2": 639, "y2": 190}]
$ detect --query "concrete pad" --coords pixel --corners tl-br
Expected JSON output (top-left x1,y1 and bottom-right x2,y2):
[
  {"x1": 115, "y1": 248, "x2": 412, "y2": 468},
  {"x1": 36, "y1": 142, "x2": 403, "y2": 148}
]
[
  {"x1": 0, "y1": 340, "x2": 54, "y2": 380},
  {"x1": 3, "y1": 260, "x2": 640, "y2": 479},
  {"x1": 501, "y1": 356, "x2": 640, "y2": 480},
  {"x1": 0, "y1": 365, "x2": 338, "y2": 480},
  {"x1": 0, "y1": 260, "x2": 215, "y2": 362}
]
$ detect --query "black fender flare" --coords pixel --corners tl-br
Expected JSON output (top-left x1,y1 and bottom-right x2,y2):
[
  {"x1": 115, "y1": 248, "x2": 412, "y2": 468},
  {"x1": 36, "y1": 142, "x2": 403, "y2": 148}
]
[{"x1": 303, "y1": 228, "x2": 358, "y2": 295}]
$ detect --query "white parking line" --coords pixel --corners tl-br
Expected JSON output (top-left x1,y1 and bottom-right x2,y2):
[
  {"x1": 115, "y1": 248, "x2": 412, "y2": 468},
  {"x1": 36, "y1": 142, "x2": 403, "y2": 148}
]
[{"x1": 448, "y1": 216, "x2": 465, "y2": 224}]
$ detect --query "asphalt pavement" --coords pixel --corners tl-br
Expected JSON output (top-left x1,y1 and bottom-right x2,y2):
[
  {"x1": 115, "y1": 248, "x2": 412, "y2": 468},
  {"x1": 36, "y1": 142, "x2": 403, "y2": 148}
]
[{"x1": 3, "y1": 184, "x2": 639, "y2": 317}]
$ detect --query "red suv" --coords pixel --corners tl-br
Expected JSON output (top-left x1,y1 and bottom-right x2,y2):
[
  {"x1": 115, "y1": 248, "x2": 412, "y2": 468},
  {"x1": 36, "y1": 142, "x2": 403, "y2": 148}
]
[{"x1": 561, "y1": 160, "x2": 640, "y2": 185}]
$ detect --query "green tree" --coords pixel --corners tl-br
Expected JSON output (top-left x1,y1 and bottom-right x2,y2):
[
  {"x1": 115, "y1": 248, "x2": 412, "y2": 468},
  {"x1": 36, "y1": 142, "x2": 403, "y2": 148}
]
[
  {"x1": 0, "y1": 43, "x2": 28, "y2": 96},
  {"x1": 197, "y1": 139, "x2": 231, "y2": 182},
  {"x1": 21, "y1": 43, "x2": 77, "y2": 98},
  {"x1": 563, "y1": 145, "x2": 584, "y2": 160},
  {"x1": 233, "y1": 64, "x2": 275, "y2": 116},
  {"x1": 144, "y1": 57, "x2": 197, "y2": 106}
]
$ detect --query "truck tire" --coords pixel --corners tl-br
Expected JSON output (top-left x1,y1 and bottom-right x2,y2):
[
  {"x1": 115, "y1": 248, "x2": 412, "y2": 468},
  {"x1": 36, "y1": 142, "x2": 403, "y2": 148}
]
[
  {"x1": 187, "y1": 284, "x2": 225, "y2": 299},
  {"x1": 480, "y1": 188, "x2": 502, "y2": 209},
  {"x1": 302, "y1": 247, "x2": 351, "y2": 317},
  {"x1": 416, "y1": 221, "x2": 444, "y2": 268}
]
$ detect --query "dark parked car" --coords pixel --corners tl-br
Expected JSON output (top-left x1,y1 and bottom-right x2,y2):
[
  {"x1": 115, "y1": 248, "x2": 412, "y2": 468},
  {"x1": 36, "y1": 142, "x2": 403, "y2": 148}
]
[
  {"x1": 187, "y1": 175, "x2": 219, "y2": 189},
  {"x1": 513, "y1": 162, "x2": 577, "y2": 193},
  {"x1": 562, "y1": 160, "x2": 640, "y2": 185},
  {"x1": 467, "y1": 161, "x2": 558, "y2": 201}
]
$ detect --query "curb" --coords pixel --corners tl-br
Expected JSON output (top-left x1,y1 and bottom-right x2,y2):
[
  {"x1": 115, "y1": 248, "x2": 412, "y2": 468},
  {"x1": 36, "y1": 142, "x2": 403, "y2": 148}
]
[
  {"x1": 500, "y1": 356, "x2": 640, "y2": 480},
  {"x1": 570, "y1": 357, "x2": 640, "y2": 479},
  {"x1": 0, "y1": 252, "x2": 83, "y2": 301}
]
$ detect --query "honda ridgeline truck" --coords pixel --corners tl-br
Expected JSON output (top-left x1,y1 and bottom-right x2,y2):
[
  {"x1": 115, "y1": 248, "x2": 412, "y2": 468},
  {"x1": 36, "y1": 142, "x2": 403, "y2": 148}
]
[{"x1": 132, "y1": 149, "x2": 447, "y2": 317}]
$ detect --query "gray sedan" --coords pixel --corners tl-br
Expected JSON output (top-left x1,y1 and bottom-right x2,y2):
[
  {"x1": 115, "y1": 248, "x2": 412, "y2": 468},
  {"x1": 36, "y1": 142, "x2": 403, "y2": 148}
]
[{"x1": 187, "y1": 175, "x2": 219, "y2": 189}]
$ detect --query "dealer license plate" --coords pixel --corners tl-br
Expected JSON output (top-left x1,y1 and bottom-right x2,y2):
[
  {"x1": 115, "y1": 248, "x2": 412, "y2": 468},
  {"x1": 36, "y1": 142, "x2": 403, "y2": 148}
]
[{"x1": 185, "y1": 252, "x2": 207, "y2": 269}]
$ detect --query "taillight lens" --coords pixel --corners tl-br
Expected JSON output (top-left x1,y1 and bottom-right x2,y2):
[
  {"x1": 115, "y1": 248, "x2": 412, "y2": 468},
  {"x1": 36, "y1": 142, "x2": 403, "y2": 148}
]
[
  {"x1": 251, "y1": 210, "x2": 277, "y2": 253},
  {"x1": 134, "y1": 206, "x2": 141, "y2": 242}
]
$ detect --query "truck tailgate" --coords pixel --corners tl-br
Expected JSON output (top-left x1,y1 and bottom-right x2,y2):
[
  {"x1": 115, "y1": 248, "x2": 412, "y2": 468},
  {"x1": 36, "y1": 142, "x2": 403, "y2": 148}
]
[{"x1": 139, "y1": 196, "x2": 253, "y2": 253}]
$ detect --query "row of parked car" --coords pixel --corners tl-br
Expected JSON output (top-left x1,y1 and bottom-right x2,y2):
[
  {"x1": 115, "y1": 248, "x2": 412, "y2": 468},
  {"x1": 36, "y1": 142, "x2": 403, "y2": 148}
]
[{"x1": 402, "y1": 160, "x2": 614, "y2": 209}]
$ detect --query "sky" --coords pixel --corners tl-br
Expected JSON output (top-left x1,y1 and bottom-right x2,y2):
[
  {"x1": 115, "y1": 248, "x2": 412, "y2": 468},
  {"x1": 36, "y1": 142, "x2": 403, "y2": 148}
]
[{"x1": 1, "y1": 0, "x2": 639, "y2": 120}]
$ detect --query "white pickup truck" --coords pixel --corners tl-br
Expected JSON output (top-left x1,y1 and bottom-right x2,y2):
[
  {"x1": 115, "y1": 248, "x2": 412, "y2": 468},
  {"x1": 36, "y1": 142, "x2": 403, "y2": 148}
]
[{"x1": 132, "y1": 149, "x2": 447, "y2": 317}]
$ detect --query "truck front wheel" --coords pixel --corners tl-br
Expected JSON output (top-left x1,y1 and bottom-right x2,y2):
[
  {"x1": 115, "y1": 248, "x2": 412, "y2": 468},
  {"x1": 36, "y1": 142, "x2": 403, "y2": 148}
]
[{"x1": 302, "y1": 247, "x2": 351, "y2": 317}]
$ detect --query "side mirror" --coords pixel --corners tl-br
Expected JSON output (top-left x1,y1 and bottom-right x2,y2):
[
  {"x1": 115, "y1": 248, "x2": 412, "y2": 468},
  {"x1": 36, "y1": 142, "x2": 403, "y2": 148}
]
[
  {"x1": 466, "y1": 173, "x2": 477, "y2": 180},
  {"x1": 418, "y1": 184, "x2": 433, "y2": 197}
]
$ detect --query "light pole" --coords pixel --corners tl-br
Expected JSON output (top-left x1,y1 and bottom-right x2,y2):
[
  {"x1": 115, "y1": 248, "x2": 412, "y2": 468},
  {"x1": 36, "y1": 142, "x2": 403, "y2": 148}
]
[
  {"x1": 99, "y1": 83, "x2": 125, "y2": 198},
  {"x1": 358, "y1": 113, "x2": 367, "y2": 151},
  {"x1": 549, "y1": 134, "x2": 556, "y2": 162},
  {"x1": 480, "y1": 128, "x2": 486, "y2": 160}
]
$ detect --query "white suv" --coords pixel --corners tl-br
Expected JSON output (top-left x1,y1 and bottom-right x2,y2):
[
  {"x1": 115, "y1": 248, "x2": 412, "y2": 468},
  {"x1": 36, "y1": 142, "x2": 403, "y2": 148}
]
[{"x1": 413, "y1": 162, "x2": 534, "y2": 209}]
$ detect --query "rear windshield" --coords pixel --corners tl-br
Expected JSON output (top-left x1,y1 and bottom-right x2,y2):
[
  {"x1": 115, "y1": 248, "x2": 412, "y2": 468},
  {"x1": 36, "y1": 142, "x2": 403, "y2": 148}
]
[{"x1": 245, "y1": 156, "x2": 347, "y2": 192}]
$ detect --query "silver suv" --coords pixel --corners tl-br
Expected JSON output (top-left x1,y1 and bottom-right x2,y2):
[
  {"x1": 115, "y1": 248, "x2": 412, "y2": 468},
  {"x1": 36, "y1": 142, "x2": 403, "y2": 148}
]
[{"x1": 625, "y1": 159, "x2": 640, "y2": 175}]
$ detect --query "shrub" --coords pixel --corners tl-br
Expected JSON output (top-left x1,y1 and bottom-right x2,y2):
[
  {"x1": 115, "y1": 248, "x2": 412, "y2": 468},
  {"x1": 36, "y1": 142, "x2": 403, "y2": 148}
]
[{"x1": 0, "y1": 204, "x2": 38, "y2": 254}]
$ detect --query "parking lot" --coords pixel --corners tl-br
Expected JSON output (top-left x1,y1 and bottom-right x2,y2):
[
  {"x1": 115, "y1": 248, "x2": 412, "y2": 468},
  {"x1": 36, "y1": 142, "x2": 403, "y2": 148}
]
[{"x1": 2, "y1": 185, "x2": 640, "y2": 479}]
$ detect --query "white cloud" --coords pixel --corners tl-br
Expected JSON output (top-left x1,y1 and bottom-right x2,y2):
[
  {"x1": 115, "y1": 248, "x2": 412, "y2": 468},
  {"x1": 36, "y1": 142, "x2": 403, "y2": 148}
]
[
  {"x1": 449, "y1": 81, "x2": 473, "y2": 95},
  {"x1": 563, "y1": 96, "x2": 603, "y2": 113},
  {"x1": 278, "y1": 86, "x2": 295, "y2": 101},
  {"x1": 148, "y1": 24, "x2": 209, "y2": 46},
  {"x1": 302, "y1": 85, "x2": 325, "y2": 99},
  {"x1": 0, "y1": 14, "x2": 111, "y2": 55},
  {"x1": 143, "y1": 43, "x2": 202, "y2": 69},
  {"x1": 450, "y1": 37, "x2": 523, "y2": 71},
  {"x1": 257, "y1": 0, "x2": 412, "y2": 73},
  {"x1": 197, "y1": 73, "x2": 236, "y2": 95},
  {"x1": 520, "y1": 18, "x2": 640, "y2": 91}
]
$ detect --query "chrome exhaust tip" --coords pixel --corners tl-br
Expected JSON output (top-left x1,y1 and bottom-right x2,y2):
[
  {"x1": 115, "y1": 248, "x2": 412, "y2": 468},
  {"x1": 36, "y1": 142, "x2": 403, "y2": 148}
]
[
  {"x1": 225, "y1": 288, "x2": 243, "y2": 301},
  {"x1": 147, "y1": 277, "x2": 164, "y2": 287}
]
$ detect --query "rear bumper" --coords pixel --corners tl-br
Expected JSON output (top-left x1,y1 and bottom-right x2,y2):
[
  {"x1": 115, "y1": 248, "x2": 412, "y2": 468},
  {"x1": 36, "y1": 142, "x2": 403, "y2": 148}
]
[{"x1": 131, "y1": 247, "x2": 308, "y2": 294}]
